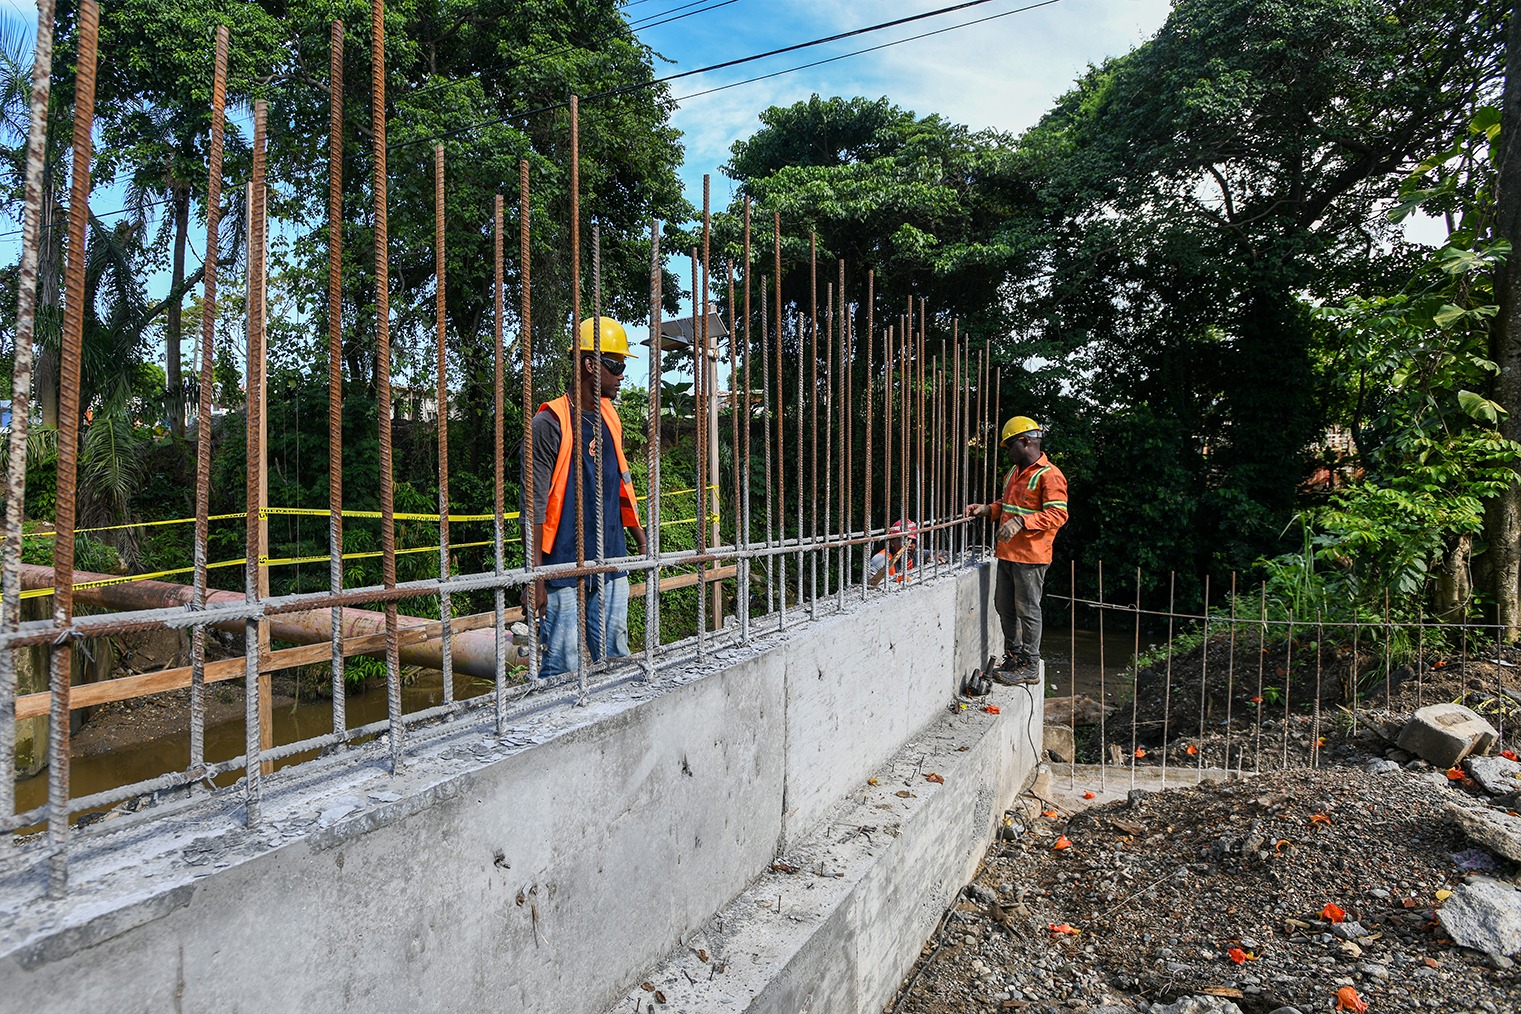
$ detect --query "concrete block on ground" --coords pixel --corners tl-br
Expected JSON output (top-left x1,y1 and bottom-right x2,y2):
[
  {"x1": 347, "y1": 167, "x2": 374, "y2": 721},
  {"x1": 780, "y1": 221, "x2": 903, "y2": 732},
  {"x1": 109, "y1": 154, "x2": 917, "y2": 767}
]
[
  {"x1": 1044, "y1": 724, "x2": 1075, "y2": 763},
  {"x1": 1437, "y1": 876, "x2": 1521, "y2": 958},
  {"x1": 1396, "y1": 703, "x2": 1498, "y2": 769}
]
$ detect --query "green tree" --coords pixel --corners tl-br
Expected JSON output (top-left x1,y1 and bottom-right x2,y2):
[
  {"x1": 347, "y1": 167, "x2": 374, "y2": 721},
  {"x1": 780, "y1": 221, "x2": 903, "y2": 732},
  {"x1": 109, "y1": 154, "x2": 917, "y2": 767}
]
[{"x1": 1011, "y1": 0, "x2": 1505, "y2": 583}]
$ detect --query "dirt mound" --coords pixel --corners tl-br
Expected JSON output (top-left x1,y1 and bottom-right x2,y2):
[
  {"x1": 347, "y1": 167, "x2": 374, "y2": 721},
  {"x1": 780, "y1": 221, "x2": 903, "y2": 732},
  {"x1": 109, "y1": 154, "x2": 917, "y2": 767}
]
[{"x1": 890, "y1": 766, "x2": 1519, "y2": 1013}]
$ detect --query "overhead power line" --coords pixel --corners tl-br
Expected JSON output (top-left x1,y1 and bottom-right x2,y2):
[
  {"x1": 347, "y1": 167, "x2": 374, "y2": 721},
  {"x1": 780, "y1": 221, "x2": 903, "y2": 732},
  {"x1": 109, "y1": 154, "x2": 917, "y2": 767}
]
[
  {"x1": 388, "y1": 0, "x2": 1043, "y2": 151},
  {"x1": 671, "y1": 0, "x2": 1064, "y2": 103}
]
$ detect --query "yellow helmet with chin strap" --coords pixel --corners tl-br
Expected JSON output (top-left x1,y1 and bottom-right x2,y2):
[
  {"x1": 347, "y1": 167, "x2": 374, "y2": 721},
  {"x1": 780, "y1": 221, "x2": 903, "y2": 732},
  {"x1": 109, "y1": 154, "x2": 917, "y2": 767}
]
[
  {"x1": 1000, "y1": 415, "x2": 1041, "y2": 443},
  {"x1": 575, "y1": 317, "x2": 636, "y2": 358}
]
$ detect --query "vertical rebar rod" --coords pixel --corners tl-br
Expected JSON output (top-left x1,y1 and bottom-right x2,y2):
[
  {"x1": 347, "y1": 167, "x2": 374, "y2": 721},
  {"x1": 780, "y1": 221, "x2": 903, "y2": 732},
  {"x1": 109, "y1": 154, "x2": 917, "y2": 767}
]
[
  {"x1": 371, "y1": 0, "x2": 402, "y2": 769},
  {"x1": 740, "y1": 201, "x2": 752, "y2": 642},
  {"x1": 1097, "y1": 560, "x2": 1107, "y2": 791},
  {"x1": 1282, "y1": 613, "x2": 1295, "y2": 770},
  {"x1": 823, "y1": 281, "x2": 832, "y2": 600},
  {"x1": 992, "y1": 368, "x2": 1002, "y2": 508},
  {"x1": 1160, "y1": 571, "x2": 1175, "y2": 787},
  {"x1": 1312, "y1": 609, "x2": 1323, "y2": 769},
  {"x1": 916, "y1": 300, "x2": 925, "y2": 574},
  {"x1": 324, "y1": 22, "x2": 345, "y2": 740},
  {"x1": 244, "y1": 99, "x2": 268, "y2": 816},
  {"x1": 862, "y1": 271, "x2": 873, "y2": 600},
  {"x1": 592, "y1": 226, "x2": 607, "y2": 662},
  {"x1": 1069, "y1": 560, "x2": 1077, "y2": 790},
  {"x1": 191, "y1": 24, "x2": 229, "y2": 770},
  {"x1": 882, "y1": 325, "x2": 892, "y2": 575},
  {"x1": 773, "y1": 214, "x2": 786, "y2": 627},
  {"x1": 569, "y1": 95, "x2": 588, "y2": 703},
  {"x1": 761, "y1": 279, "x2": 774, "y2": 615},
  {"x1": 699, "y1": 176, "x2": 712, "y2": 641},
  {"x1": 1225, "y1": 573, "x2": 1237, "y2": 774},
  {"x1": 1255, "y1": 583, "x2": 1266, "y2": 773},
  {"x1": 691, "y1": 247, "x2": 706, "y2": 650},
  {"x1": 898, "y1": 324, "x2": 908, "y2": 577},
  {"x1": 1130, "y1": 566, "x2": 1141, "y2": 790},
  {"x1": 1197, "y1": 575, "x2": 1210, "y2": 782},
  {"x1": 0, "y1": 0, "x2": 56, "y2": 828},
  {"x1": 434, "y1": 145, "x2": 453, "y2": 703},
  {"x1": 808, "y1": 234, "x2": 818, "y2": 615},
  {"x1": 46, "y1": 0, "x2": 98, "y2": 889},
  {"x1": 504, "y1": 183, "x2": 519, "y2": 722},
  {"x1": 645, "y1": 219, "x2": 662, "y2": 677},
  {"x1": 1349, "y1": 617, "x2": 1360, "y2": 740},
  {"x1": 795, "y1": 306, "x2": 804, "y2": 606}
]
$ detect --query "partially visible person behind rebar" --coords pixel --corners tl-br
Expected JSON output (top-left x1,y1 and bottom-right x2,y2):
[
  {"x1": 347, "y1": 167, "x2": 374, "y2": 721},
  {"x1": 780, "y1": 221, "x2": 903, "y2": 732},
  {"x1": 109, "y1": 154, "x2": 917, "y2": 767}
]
[
  {"x1": 866, "y1": 519, "x2": 947, "y2": 588},
  {"x1": 523, "y1": 317, "x2": 647, "y2": 681},
  {"x1": 964, "y1": 416, "x2": 1068, "y2": 685}
]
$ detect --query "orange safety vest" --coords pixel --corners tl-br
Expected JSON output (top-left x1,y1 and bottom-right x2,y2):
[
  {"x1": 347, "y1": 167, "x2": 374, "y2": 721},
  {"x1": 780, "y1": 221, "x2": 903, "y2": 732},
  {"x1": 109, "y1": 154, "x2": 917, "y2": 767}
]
[
  {"x1": 989, "y1": 453, "x2": 1068, "y2": 564},
  {"x1": 539, "y1": 395, "x2": 641, "y2": 556}
]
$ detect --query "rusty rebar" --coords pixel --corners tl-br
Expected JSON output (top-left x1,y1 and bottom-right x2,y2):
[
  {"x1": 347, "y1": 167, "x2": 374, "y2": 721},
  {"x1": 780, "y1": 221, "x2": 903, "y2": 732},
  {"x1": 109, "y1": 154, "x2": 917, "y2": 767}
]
[
  {"x1": 740, "y1": 200, "x2": 752, "y2": 641},
  {"x1": 691, "y1": 242, "x2": 706, "y2": 651},
  {"x1": 773, "y1": 213, "x2": 786, "y2": 626},
  {"x1": 569, "y1": 95, "x2": 587, "y2": 701},
  {"x1": 434, "y1": 145, "x2": 453, "y2": 704},
  {"x1": 325, "y1": 21, "x2": 346, "y2": 740},
  {"x1": 882, "y1": 325, "x2": 892, "y2": 565},
  {"x1": 498, "y1": 185, "x2": 512, "y2": 723},
  {"x1": 862, "y1": 271, "x2": 873, "y2": 599},
  {"x1": 371, "y1": 0, "x2": 401, "y2": 769},
  {"x1": 1197, "y1": 575, "x2": 1211, "y2": 781},
  {"x1": 244, "y1": 100, "x2": 268, "y2": 817},
  {"x1": 808, "y1": 234, "x2": 818, "y2": 613},
  {"x1": 0, "y1": 0, "x2": 56, "y2": 828},
  {"x1": 1098, "y1": 560, "x2": 1107, "y2": 790},
  {"x1": 760, "y1": 277, "x2": 774, "y2": 614},
  {"x1": 592, "y1": 224, "x2": 608, "y2": 661},
  {"x1": 46, "y1": 0, "x2": 97, "y2": 889},
  {"x1": 699, "y1": 176, "x2": 712, "y2": 641},
  {"x1": 191, "y1": 24, "x2": 230, "y2": 769},
  {"x1": 646, "y1": 218, "x2": 662, "y2": 676},
  {"x1": 823, "y1": 279, "x2": 832, "y2": 599}
]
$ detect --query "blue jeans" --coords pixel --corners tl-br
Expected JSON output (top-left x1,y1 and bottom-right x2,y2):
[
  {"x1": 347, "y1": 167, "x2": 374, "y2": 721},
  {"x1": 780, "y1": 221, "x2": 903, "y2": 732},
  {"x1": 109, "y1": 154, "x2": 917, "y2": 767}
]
[{"x1": 539, "y1": 576, "x2": 630, "y2": 678}]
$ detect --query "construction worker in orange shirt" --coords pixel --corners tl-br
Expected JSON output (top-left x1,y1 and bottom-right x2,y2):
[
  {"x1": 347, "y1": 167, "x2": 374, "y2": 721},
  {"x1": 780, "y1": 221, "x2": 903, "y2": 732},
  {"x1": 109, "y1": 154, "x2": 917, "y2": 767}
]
[
  {"x1": 965, "y1": 416, "x2": 1068, "y2": 685},
  {"x1": 523, "y1": 317, "x2": 647, "y2": 680}
]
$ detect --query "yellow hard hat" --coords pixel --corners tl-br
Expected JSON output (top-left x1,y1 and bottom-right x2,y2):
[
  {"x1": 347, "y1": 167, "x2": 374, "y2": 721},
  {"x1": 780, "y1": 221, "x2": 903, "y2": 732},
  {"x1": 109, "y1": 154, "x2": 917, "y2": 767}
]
[
  {"x1": 575, "y1": 317, "x2": 636, "y2": 358},
  {"x1": 1001, "y1": 415, "x2": 1041, "y2": 443}
]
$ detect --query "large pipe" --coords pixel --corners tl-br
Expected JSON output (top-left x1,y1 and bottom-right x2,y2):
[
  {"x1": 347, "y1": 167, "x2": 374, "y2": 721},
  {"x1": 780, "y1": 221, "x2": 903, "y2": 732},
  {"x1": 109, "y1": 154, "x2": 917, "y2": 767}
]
[{"x1": 18, "y1": 564, "x2": 500, "y2": 678}]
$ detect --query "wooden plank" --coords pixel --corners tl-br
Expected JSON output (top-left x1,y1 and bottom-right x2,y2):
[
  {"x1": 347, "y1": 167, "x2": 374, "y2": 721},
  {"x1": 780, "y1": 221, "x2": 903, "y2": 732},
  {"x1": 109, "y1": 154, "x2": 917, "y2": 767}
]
[{"x1": 12, "y1": 566, "x2": 738, "y2": 720}]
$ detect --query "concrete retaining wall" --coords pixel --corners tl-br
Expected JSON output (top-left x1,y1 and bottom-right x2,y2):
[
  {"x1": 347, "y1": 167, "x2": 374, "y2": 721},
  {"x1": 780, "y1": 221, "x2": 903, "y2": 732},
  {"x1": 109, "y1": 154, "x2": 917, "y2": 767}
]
[{"x1": 1, "y1": 563, "x2": 1030, "y2": 1014}]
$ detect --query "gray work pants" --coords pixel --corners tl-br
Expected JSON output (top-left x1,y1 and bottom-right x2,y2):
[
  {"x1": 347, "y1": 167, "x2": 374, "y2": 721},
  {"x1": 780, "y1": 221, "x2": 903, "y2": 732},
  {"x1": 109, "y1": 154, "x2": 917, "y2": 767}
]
[{"x1": 995, "y1": 560, "x2": 1048, "y2": 659}]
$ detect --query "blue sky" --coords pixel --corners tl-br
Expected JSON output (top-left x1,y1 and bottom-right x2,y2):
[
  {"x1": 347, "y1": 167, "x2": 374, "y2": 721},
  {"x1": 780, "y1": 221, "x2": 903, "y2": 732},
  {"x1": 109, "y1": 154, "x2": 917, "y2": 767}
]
[{"x1": 633, "y1": 0, "x2": 1174, "y2": 212}]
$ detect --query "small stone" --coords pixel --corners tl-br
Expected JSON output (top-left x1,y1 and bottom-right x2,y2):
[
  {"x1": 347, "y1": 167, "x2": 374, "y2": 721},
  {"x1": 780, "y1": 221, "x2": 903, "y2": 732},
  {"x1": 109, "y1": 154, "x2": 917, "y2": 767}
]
[
  {"x1": 1365, "y1": 758, "x2": 1402, "y2": 776},
  {"x1": 1369, "y1": 888, "x2": 1391, "y2": 899},
  {"x1": 1332, "y1": 920, "x2": 1368, "y2": 941},
  {"x1": 965, "y1": 883, "x2": 998, "y2": 906},
  {"x1": 1359, "y1": 963, "x2": 1389, "y2": 980},
  {"x1": 1336, "y1": 940, "x2": 1363, "y2": 959},
  {"x1": 1385, "y1": 748, "x2": 1413, "y2": 764}
]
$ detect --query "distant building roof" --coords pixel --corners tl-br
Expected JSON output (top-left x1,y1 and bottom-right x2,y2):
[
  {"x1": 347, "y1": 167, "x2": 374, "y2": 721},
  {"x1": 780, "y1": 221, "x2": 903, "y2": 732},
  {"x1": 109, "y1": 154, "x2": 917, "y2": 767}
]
[{"x1": 643, "y1": 311, "x2": 729, "y2": 351}]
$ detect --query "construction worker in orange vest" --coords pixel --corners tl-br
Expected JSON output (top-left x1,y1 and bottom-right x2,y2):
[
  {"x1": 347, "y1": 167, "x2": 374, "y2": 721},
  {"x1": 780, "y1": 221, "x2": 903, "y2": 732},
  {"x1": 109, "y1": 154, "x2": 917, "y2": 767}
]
[
  {"x1": 867, "y1": 519, "x2": 921, "y2": 587},
  {"x1": 524, "y1": 317, "x2": 647, "y2": 679},
  {"x1": 965, "y1": 416, "x2": 1068, "y2": 685}
]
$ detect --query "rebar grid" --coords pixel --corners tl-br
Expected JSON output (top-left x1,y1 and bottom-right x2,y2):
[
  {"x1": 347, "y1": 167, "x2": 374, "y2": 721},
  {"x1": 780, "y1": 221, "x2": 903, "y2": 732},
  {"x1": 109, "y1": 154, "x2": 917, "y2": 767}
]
[{"x1": 0, "y1": 8, "x2": 1021, "y2": 890}]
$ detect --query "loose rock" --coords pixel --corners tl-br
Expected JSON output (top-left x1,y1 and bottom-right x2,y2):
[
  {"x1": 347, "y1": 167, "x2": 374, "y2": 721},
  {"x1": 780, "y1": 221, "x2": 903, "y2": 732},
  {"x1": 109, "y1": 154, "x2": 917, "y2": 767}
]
[
  {"x1": 1436, "y1": 876, "x2": 1521, "y2": 959},
  {"x1": 1463, "y1": 755, "x2": 1521, "y2": 796},
  {"x1": 1397, "y1": 703, "x2": 1498, "y2": 768}
]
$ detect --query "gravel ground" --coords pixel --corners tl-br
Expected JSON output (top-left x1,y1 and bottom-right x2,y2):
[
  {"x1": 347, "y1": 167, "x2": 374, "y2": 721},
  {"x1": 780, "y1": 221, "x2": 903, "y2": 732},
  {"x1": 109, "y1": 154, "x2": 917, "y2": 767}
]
[{"x1": 888, "y1": 764, "x2": 1520, "y2": 1014}]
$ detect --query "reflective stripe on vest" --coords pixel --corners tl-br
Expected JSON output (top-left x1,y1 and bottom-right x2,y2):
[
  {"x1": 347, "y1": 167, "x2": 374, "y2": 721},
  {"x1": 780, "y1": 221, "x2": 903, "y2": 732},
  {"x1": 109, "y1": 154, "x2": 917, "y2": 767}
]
[{"x1": 539, "y1": 395, "x2": 641, "y2": 556}]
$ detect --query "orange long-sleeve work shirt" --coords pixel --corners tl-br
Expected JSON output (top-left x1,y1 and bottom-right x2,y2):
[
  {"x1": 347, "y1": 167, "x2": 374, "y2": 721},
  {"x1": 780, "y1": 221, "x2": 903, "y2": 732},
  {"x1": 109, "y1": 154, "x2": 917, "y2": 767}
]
[{"x1": 987, "y1": 454, "x2": 1069, "y2": 564}]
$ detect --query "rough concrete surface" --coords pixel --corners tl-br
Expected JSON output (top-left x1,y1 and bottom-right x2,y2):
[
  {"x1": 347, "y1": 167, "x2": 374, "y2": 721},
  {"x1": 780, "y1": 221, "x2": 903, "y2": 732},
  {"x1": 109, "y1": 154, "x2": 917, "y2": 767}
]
[
  {"x1": 2, "y1": 562, "x2": 1019, "y2": 1014},
  {"x1": 605, "y1": 661, "x2": 1041, "y2": 1013}
]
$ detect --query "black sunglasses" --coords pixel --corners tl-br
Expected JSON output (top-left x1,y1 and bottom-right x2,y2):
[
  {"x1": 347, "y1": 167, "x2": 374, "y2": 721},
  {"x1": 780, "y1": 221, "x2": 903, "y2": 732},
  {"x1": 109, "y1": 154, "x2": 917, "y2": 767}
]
[{"x1": 599, "y1": 355, "x2": 626, "y2": 376}]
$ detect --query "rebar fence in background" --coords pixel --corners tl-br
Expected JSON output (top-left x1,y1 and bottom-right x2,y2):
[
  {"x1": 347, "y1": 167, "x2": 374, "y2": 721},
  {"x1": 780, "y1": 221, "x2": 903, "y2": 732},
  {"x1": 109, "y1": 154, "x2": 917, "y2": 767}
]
[
  {"x1": 1052, "y1": 566, "x2": 1521, "y2": 792},
  {"x1": 2, "y1": 2, "x2": 1010, "y2": 896}
]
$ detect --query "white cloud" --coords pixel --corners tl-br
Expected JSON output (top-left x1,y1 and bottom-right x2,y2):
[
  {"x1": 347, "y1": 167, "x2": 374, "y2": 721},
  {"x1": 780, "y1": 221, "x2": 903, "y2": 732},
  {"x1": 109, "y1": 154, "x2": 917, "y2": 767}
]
[{"x1": 656, "y1": 0, "x2": 1174, "y2": 205}]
